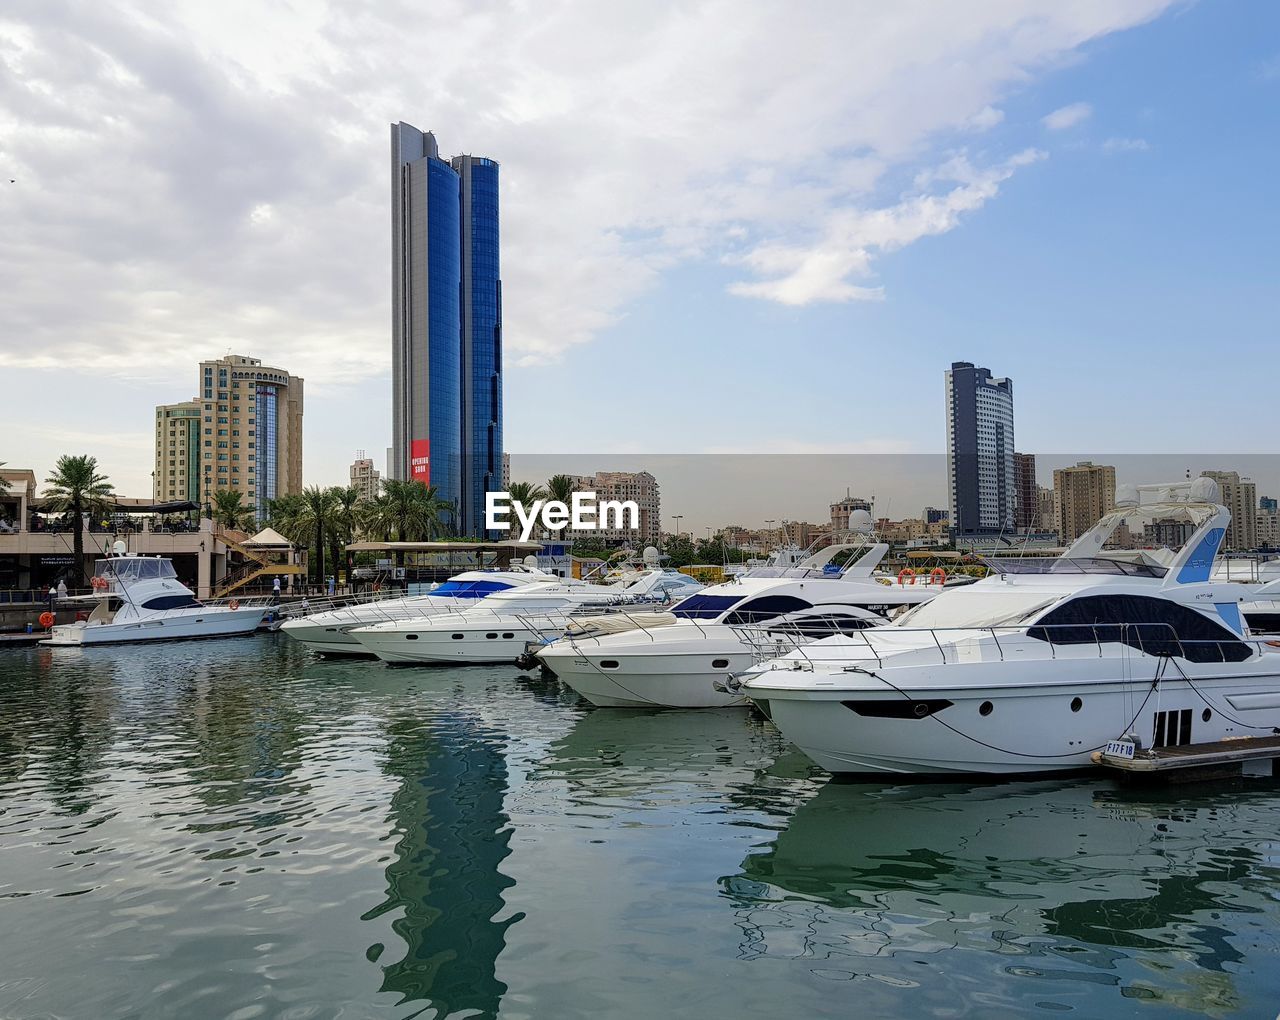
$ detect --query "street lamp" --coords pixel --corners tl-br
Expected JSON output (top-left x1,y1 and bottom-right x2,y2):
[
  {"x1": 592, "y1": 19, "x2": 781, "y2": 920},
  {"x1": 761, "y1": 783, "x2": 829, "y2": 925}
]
[{"x1": 673, "y1": 514, "x2": 683, "y2": 540}]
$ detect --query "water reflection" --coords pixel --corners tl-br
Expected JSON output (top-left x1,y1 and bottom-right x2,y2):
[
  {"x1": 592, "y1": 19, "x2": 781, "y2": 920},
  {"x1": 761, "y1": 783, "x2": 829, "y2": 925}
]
[
  {"x1": 722, "y1": 778, "x2": 1280, "y2": 1014},
  {"x1": 366, "y1": 704, "x2": 519, "y2": 1017}
]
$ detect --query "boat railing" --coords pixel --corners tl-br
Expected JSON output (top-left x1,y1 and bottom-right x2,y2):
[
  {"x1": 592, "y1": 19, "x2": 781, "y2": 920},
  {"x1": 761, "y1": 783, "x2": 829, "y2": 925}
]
[
  {"x1": 733, "y1": 621, "x2": 1280, "y2": 671},
  {"x1": 514, "y1": 596, "x2": 686, "y2": 646}
]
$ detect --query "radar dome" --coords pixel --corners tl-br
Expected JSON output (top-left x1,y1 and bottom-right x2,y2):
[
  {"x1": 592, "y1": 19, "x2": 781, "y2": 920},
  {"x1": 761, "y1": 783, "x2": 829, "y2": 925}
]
[
  {"x1": 1114, "y1": 484, "x2": 1139, "y2": 508},
  {"x1": 523, "y1": 554, "x2": 540, "y2": 569},
  {"x1": 849, "y1": 509, "x2": 873, "y2": 535},
  {"x1": 642, "y1": 546, "x2": 660, "y2": 566},
  {"x1": 1189, "y1": 476, "x2": 1220, "y2": 503},
  {"x1": 112, "y1": 540, "x2": 127, "y2": 555}
]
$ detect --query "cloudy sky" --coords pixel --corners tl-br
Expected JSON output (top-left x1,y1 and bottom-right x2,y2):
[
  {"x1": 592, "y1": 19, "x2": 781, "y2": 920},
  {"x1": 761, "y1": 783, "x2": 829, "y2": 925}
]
[{"x1": 2, "y1": 1, "x2": 1278, "y2": 498}]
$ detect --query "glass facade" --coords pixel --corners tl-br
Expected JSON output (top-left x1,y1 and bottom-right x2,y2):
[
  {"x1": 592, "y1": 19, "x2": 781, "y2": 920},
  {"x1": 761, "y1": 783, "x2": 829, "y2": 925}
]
[
  {"x1": 255, "y1": 386, "x2": 278, "y2": 519},
  {"x1": 460, "y1": 157, "x2": 502, "y2": 537},
  {"x1": 392, "y1": 125, "x2": 501, "y2": 537},
  {"x1": 425, "y1": 159, "x2": 462, "y2": 519}
]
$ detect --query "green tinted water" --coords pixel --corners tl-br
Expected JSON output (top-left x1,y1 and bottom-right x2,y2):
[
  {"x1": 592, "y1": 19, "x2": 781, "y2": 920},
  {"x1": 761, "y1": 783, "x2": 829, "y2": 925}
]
[{"x1": 1, "y1": 636, "x2": 1278, "y2": 1017}]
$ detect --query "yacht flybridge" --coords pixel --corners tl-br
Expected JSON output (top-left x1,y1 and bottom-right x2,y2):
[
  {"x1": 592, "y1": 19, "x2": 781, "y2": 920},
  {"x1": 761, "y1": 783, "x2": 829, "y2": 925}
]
[
  {"x1": 280, "y1": 562, "x2": 558, "y2": 656},
  {"x1": 535, "y1": 541, "x2": 945, "y2": 709},
  {"x1": 349, "y1": 569, "x2": 704, "y2": 665},
  {"x1": 733, "y1": 479, "x2": 1280, "y2": 775},
  {"x1": 42, "y1": 548, "x2": 266, "y2": 646}
]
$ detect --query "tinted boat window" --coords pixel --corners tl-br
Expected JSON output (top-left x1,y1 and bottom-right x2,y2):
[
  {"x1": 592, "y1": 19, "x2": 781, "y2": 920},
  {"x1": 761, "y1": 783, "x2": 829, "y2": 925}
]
[
  {"x1": 1029, "y1": 594, "x2": 1250, "y2": 663},
  {"x1": 725, "y1": 596, "x2": 812, "y2": 626},
  {"x1": 672, "y1": 595, "x2": 744, "y2": 620},
  {"x1": 432, "y1": 580, "x2": 513, "y2": 598},
  {"x1": 140, "y1": 594, "x2": 202, "y2": 610}
]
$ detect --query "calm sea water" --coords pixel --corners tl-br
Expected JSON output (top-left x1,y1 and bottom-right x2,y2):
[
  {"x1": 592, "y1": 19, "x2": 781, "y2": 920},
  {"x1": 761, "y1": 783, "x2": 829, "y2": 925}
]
[{"x1": 1, "y1": 636, "x2": 1279, "y2": 1018}]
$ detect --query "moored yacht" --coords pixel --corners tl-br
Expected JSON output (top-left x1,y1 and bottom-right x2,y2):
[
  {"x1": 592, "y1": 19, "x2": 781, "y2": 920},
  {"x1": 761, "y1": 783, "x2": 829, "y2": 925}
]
[
  {"x1": 536, "y1": 541, "x2": 944, "y2": 709},
  {"x1": 734, "y1": 479, "x2": 1280, "y2": 775},
  {"x1": 350, "y1": 569, "x2": 703, "y2": 665},
  {"x1": 280, "y1": 562, "x2": 557, "y2": 656},
  {"x1": 42, "y1": 548, "x2": 266, "y2": 646}
]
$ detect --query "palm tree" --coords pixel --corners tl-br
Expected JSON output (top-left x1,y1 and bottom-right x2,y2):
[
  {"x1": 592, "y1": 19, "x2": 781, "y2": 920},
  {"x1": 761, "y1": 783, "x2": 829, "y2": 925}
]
[
  {"x1": 211, "y1": 488, "x2": 255, "y2": 531},
  {"x1": 546, "y1": 474, "x2": 575, "y2": 506},
  {"x1": 360, "y1": 479, "x2": 454, "y2": 569},
  {"x1": 273, "y1": 486, "x2": 338, "y2": 584},
  {"x1": 507, "y1": 481, "x2": 547, "y2": 508},
  {"x1": 328, "y1": 485, "x2": 361, "y2": 587},
  {"x1": 43, "y1": 455, "x2": 115, "y2": 583}
]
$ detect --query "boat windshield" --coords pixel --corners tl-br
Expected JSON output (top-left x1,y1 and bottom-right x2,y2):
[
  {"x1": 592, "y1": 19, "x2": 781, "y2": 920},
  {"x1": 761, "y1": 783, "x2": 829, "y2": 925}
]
[
  {"x1": 432, "y1": 580, "x2": 513, "y2": 598},
  {"x1": 892, "y1": 591, "x2": 1058, "y2": 630},
  {"x1": 96, "y1": 558, "x2": 178, "y2": 582},
  {"x1": 671, "y1": 594, "x2": 744, "y2": 620},
  {"x1": 981, "y1": 557, "x2": 1168, "y2": 578}
]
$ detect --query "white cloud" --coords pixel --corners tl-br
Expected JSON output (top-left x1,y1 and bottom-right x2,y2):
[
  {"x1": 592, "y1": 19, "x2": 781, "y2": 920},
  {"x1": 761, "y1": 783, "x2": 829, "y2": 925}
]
[
  {"x1": 0, "y1": 1, "x2": 1175, "y2": 383},
  {"x1": 965, "y1": 105, "x2": 1005, "y2": 131},
  {"x1": 1042, "y1": 101, "x2": 1094, "y2": 130},
  {"x1": 728, "y1": 149, "x2": 1045, "y2": 305},
  {"x1": 1102, "y1": 136, "x2": 1151, "y2": 152}
]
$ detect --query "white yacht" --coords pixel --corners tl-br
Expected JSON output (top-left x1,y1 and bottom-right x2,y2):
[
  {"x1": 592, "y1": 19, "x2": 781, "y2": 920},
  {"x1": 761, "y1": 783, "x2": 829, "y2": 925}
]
[
  {"x1": 279, "y1": 563, "x2": 558, "y2": 656},
  {"x1": 350, "y1": 570, "x2": 703, "y2": 665},
  {"x1": 536, "y1": 542, "x2": 943, "y2": 709},
  {"x1": 734, "y1": 479, "x2": 1280, "y2": 776},
  {"x1": 42, "y1": 548, "x2": 266, "y2": 646}
]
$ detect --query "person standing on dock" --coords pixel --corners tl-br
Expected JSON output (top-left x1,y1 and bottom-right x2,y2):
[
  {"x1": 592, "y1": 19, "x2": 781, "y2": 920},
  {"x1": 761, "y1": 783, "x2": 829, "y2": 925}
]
[
  {"x1": 272, "y1": 576, "x2": 281, "y2": 603},
  {"x1": 56, "y1": 579, "x2": 67, "y2": 600}
]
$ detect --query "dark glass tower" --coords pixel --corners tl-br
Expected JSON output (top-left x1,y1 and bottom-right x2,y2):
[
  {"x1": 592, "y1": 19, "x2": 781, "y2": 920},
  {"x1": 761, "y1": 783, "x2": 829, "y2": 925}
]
[
  {"x1": 453, "y1": 155, "x2": 503, "y2": 538},
  {"x1": 390, "y1": 123, "x2": 502, "y2": 537}
]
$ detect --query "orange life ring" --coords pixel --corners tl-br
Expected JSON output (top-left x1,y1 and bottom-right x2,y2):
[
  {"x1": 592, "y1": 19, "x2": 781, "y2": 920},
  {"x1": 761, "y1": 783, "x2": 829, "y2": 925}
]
[
  {"x1": 90, "y1": 576, "x2": 108, "y2": 590},
  {"x1": 897, "y1": 568, "x2": 916, "y2": 586},
  {"x1": 38, "y1": 611, "x2": 55, "y2": 629},
  {"x1": 930, "y1": 567, "x2": 947, "y2": 585},
  {"x1": 228, "y1": 599, "x2": 240, "y2": 611}
]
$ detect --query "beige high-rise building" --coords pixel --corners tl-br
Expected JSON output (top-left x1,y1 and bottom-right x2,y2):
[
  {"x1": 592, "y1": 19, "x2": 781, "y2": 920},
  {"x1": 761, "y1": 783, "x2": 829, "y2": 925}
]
[
  {"x1": 1053, "y1": 461, "x2": 1116, "y2": 544},
  {"x1": 1257, "y1": 509, "x2": 1279, "y2": 551},
  {"x1": 565, "y1": 470, "x2": 661, "y2": 546},
  {"x1": 1037, "y1": 485, "x2": 1057, "y2": 535},
  {"x1": 153, "y1": 400, "x2": 203, "y2": 502},
  {"x1": 156, "y1": 354, "x2": 303, "y2": 522},
  {"x1": 1200, "y1": 471, "x2": 1257, "y2": 550},
  {"x1": 350, "y1": 452, "x2": 380, "y2": 502}
]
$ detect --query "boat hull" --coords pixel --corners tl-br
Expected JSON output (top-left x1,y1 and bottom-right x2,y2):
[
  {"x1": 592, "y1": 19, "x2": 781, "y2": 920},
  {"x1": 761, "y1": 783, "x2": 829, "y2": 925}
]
[
  {"x1": 746, "y1": 657, "x2": 1280, "y2": 775},
  {"x1": 541, "y1": 645, "x2": 750, "y2": 708},
  {"x1": 354, "y1": 623, "x2": 540, "y2": 664},
  {"x1": 42, "y1": 607, "x2": 266, "y2": 646}
]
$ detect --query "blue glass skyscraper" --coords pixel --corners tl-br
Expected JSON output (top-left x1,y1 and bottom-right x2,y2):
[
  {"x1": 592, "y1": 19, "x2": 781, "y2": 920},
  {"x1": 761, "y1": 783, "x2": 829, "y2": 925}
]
[
  {"x1": 391, "y1": 123, "x2": 502, "y2": 537},
  {"x1": 453, "y1": 154, "x2": 503, "y2": 538}
]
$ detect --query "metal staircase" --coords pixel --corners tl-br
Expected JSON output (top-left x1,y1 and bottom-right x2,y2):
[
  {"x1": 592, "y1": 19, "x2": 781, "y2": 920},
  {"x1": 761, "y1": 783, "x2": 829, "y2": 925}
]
[{"x1": 213, "y1": 529, "x2": 304, "y2": 598}]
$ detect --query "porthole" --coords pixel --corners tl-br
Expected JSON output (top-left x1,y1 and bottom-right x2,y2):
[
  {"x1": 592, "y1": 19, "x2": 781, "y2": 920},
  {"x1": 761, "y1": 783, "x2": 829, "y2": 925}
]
[
  {"x1": 1202, "y1": 708, "x2": 1212, "y2": 722},
  {"x1": 712, "y1": 658, "x2": 730, "y2": 669},
  {"x1": 452, "y1": 633, "x2": 464, "y2": 640},
  {"x1": 1070, "y1": 697, "x2": 1082, "y2": 713},
  {"x1": 599, "y1": 660, "x2": 619, "y2": 669},
  {"x1": 979, "y1": 701, "x2": 994, "y2": 717},
  {"x1": 486, "y1": 633, "x2": 498, "y2": 640},
  {"x1": 502, "y1": 632, "x2": 514, "y2": 639},
  {"x1": 406, "y1": 634, "x2": 418, "y2": 641},
  {"x1": 912, "y1": 702, "x2": 930, "y2": 718}
]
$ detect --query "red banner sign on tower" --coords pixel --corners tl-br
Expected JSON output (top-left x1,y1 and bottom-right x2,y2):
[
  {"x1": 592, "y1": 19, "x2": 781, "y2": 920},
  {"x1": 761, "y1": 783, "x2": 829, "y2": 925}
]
[{"x1": 410, "y1": 439, "x2": 430, "y2": 485}]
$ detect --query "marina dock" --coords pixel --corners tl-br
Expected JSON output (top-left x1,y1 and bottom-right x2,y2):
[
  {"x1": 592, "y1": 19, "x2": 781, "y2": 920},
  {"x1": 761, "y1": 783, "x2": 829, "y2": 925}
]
[{"x1": 1094, "y1": 734, "x2": 1280, "y2": 781}]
